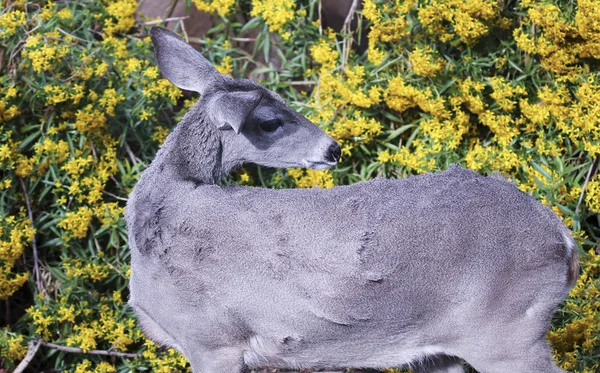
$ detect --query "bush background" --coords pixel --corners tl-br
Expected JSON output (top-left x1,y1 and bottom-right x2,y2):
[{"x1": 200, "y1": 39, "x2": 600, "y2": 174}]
[{"x1": 0, "y1": 0, "x2": 599, "y2": 372}]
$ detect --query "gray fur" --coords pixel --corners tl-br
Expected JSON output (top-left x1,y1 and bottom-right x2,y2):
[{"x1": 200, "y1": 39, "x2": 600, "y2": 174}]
[{"x1": 127, "y1": 27, "x2": 578, "y2": 373}]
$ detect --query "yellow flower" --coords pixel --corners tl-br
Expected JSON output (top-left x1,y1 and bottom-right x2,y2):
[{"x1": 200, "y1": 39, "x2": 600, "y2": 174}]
[
  {"x1": 418, "y1": 0, "x2": 499, "y2": 45},
  {"x1": 57, "y1": 8, "x2": 73, "y2": 19},
  {"x1": 152, "y1": 125, "x2": 170, "y2": 144},
  {"x1": 5, "y1": 86, "x2": 18, "y2": 99},
  {"x1": 409, "y1": 46, "x2": 445, "y2": 77},
  {"x1": 0, "y1": 9, "x2": 27, "y2": 37},
  {"x1": 58, "y1": 206, "x2": 94, "y2": 239},
  {"x1": 288, "y1": 169, "x2": 334, "y2": 188},
  {"x1": 251, "y1": 0, "x2": 295, "y2": 39},
  {"x1": 215, "y1": 55, "x2": 233, "y2": 75},
  {"x1": 310, "y1": 39, "x2": 339, "y2": 72},
  {"x1": 104, "y1": 0, "x2": 137, "y2": 36},
  {"x1": 585, "y1": 176, "x2": 600, "y2": 213},
  {"x1": 193, "y1": 0, "x2": 236, "y2": 17}
]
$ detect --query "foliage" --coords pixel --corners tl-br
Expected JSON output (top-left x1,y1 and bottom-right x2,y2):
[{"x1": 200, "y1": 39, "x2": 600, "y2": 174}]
[{"x1": 0, "y1": 0, "x2": 599, "y2": 372}]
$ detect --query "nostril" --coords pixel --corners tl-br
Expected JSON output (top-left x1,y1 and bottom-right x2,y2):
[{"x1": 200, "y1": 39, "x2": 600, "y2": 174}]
[{"x1": 328, "y1": 143, "x2": 341, "y2": 163}]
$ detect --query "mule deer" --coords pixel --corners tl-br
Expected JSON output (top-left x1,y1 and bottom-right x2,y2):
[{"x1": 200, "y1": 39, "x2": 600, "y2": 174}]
[{"x1": 126, "y1": 27, "x2": 579, "y2": 373}]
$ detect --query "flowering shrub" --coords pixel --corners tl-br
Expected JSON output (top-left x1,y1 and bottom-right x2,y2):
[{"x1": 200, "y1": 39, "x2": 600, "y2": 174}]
[{"x1": 1, "y1": 0, "x2": 599, "y2": 372}]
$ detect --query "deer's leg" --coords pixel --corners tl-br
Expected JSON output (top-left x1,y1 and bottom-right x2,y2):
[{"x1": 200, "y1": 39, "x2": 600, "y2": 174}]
[
  {"x1": 187, "y1": 347, "x2": 247, "y2": 373},
  {"x1": 413, "y1": 355, "x2": 464, "y2": 373}
]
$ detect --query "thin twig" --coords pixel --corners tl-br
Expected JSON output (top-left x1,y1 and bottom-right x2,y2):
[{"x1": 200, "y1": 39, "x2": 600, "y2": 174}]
[
  {"x1": 14, "y1": 339, "x2": 42, "y2": 373},
  {"x1": 103, "y1": 260, "x2": 127, "y2": 279},
  {"x1": 318, "y1": 0, "x2": 323, "y2": 35},
  {"x1": 144, "y1": 16, "x2": 190, "y2": 26},
  {"x1": 39, "y1": 340, "x2": 142, "y2": 359},
  {"x1": 88, "y1": 224, "x2": 102, "y2": 253},
  {"x1": 231, "y1": 37, "x2": 256, "y2": 42},
  {"x1": 57, "y1": 27, "x2": 90, "y2": 43},
  {"x1": 102, "y1": 190, "x2": 128, "y2": 202},
  {"x1": 164, "y1": 0, "x2": 179, "y2": 20},
  {"x1": 63, "y1": 48, "x2": 101, "y2": 82},
  {"x1": 282, "y1": 80, "x2": 318, "y2": 86},
  {"x1": 575, "y1": 157, "x2": 598, "y2": 214},
  {"x1": 179, "y1": 18, "x2": 189, "y2": 43},
  {"x1": 89, "y1": 140, "x2": 98, "y2": 161},
  {"x1": 341, "y1": 0, "x2": 359, "y2": 69},
  {"x1": 24, "y1": 16, "x2": 43, "y2": 36},
  {"x1": 124, "y1": 142, "x2": 142, "y2": 168},
  {"x1": 19, "y1": 178, "x2": 41, "y2": 293}
]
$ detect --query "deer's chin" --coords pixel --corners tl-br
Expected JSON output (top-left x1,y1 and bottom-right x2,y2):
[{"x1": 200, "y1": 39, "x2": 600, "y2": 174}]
[{"x1": 301, "y1": 159, "x2": 337, "y2": 170}]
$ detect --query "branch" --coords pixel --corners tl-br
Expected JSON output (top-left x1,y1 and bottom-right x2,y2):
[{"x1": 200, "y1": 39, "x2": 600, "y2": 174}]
[
  {"x1": 13, "y1": 339, "x2": 41, "y2": 373},
  {"x1": 576, "y1": 157, "x2": 598, "y2": 215},
  {"x1": 124, "y1": 142, "x2": 143, "y2": 170},
  {"x1": 164, "y1": 0, "x2": 179, "y2": 20},
  {"x1": 57, "y1": 27, "x2": 90, "y2": 43},
  {"x1": 39, "y1": 340, "x2": 142, "y2": 359},
  {"x1": 343, "y1": 0, "x2": 360, "y2": 34},
  {"x1": 19, "y1": 177, "x2": 41, "y2": 293},
  {"x1": 179, "y1": 18, "x2": 189, "y2": 43},
  {"x1": 102, "y1": 190, "x2": 129, "y2": 202},
  {"x1": 144, "y1": 16, "x2": 190, "y2": 26},
  {"x1": 341, "y1": 0, "x2": 359, "y2": 69}
]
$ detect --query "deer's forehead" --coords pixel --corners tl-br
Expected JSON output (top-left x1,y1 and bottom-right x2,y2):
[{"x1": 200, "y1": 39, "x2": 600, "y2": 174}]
[{"x1": 215, "y1": 79, "x2": 286, "y2": 104}]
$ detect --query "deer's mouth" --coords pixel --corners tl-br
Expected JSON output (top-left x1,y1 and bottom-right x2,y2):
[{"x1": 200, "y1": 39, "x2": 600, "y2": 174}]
[{"x1": 301, "y1": 159, "x2": 338, "y2": 170}]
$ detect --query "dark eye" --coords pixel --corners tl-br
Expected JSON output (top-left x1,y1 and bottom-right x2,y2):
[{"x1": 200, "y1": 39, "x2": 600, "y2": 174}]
[{"x1": 259, "y1": 119, "x2": 283, "y2": 133}]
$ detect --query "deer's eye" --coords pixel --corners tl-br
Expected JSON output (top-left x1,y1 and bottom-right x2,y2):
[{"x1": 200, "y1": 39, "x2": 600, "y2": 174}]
[{"x1": 259, "y1": 119, "x2": 283, "y2": 133}]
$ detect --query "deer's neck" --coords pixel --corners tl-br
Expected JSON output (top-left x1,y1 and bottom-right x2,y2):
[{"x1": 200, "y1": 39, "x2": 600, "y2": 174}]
[{"x1": 155, "y1": 110, "x2": 226, "y2": 185}]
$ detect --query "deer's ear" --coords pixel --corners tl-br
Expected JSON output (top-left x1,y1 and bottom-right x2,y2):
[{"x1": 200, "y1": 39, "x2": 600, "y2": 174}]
[
  {"x1": 209, "y1": 91, "x2": 263, "y2": 134},
  {"x1": 150, "y1": 27, "x2": 219, "y2": 94}
]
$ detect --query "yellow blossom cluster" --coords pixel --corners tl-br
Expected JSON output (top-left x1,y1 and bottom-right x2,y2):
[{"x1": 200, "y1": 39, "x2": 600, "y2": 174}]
[
  {"x1": 251, "y1": 0, "x2": 296, "y2": 40},
  {"x1": 0, "y1": 332, "x2": 27, "y2": 361},
  {"x1": 0, "y1": 216, "x2": 33, "y2": 299},
  {"x1": 152, "y1": 125, "x2": 170, "y2": 144},
  {"x1": 362, "y1": 0, "x2": 411, "y2": 64},
  {"x1": 0, "y1": 9, "x2": 26, "y2": 37},
  {"x1": 585, "y1": 176, "x2": 600, "y2": 213},
  {"x1": 307, "y1": 40, "x2": 384, "y2": 158},
  {"x1": 74, "y1": 360, "x2": 116, "y2": 373},
  {"x1": 409, "y1": 46, "x2": 446, "y2": 77},
  {"x1": 515, "y1": 0, "x2": 600, "y2": 76},
  {"x1": 418, "y1": 0, "x2": 501, "y2": 45},
  {"x1": 192, "y1": 0, "x2": 236, "y2": 18},
  {"x1": 104, "y1": 0, "x2": 137, "y2": 36},
  {"x1": 386, "y1": 76, "x2": 437, "y2": 114},
  {"x1": 548, "y1": 249, "x2": 600, "y2": 371},
  {"x1": 94, "y1": 202, "x2": 124, "y2": 227},
  {"x1": 310, "y1": 38, "x2": 339, "y2": 72},
  {"x1": 288, "y1": 169, "x2": 335, "y2": 189},
  {"x1": 66, "y1": 304, "x2": 136, "y2": 352},
  {"x1": 63, "y1": 258, "x2": 110, "y2": 282},
  {"x1": 215, "y1": 55, "x2": 233, "y2": 75},
  {"x1": 23, "y1": 35, "x2": 70, "y2": 73},
  {"x1": 142, "y1": 340, "x2": 191, "y2": 373},
  {"x1": 378, "y1": 146, "x2": 436, "y2": 174}
]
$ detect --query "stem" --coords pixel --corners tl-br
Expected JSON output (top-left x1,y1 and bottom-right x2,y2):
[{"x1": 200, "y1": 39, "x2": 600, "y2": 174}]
[
  {"x1": 39, "y1": 340, "x2": 142, "y2": 359},
  {"x1": 164, "y1": 0, "x2": 179, "y2": 20},
  {"x1": 575, "y1": 157, "x2": 598, "y2": 215},
  {"x1": 19, "y1": 177, "x2": 41, "y2": 294},
  {"x1": 341, "y1": 0, "x2": 359, "y2": 69},
  {"x1": 13, "y1": 339, "x2": 42, "y2": 373},
  {"x1": 144, "y1": 16, "x2": 190, "y2": 26}
]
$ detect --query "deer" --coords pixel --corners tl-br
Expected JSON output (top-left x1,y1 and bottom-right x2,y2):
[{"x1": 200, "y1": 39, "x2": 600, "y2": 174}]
[{"x1": 125, "y1": 26, "x2": 579, "y2": 373}]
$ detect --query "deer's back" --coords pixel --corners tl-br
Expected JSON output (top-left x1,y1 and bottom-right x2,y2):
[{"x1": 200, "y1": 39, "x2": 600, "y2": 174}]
[{"x1": 127, "y1": 166, "x2": 572, "y2": 363}]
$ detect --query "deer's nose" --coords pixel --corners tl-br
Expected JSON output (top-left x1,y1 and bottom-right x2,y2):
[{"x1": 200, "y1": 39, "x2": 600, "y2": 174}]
[{"x1": 327, "y1": 143, "x2": 341, "y2": 163}]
